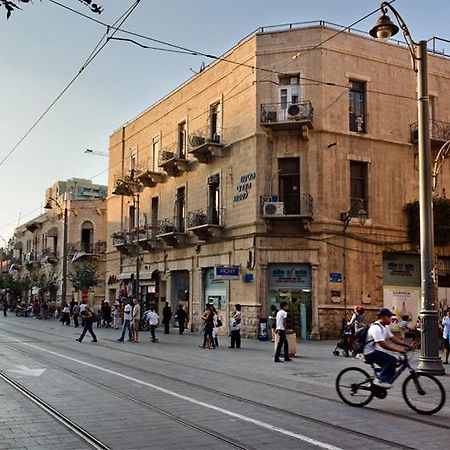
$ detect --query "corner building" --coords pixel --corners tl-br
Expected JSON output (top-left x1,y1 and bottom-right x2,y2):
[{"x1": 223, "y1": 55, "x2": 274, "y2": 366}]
[{"x1": 107, "y1": 23, "x2": 450, "y2": 339}]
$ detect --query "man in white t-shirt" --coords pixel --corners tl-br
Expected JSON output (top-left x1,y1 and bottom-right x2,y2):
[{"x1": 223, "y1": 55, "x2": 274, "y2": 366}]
[
  {"x1": 364, "y1": 308, "x2": 412, "y2": 388},
  {"x1": 274, "y1": 301, "x2": 291, "y2": 363},
  {"x1": 117, "y1": 300, "x2": 133, "y2": 342},
  {"x1": 146, "y1": 305, "x2": 160, "y2": 343}
]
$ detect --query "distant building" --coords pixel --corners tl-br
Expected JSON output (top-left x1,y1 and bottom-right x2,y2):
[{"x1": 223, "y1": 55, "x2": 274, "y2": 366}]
[
  {"x1": 11, "y1": 179, "x2": 107, "y2": 306},
  {"x1": 106, "y1": 22, "x2": 450, "y2": 338}
]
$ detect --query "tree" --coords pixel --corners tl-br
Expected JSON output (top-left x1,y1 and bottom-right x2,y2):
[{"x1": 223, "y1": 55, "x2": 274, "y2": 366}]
[
  {"x1": 2, "y1": 0, "x2": 103, "y2": 19},
  {"x1": 69, "y1": 261, "x2": 98, "y2": 292}
]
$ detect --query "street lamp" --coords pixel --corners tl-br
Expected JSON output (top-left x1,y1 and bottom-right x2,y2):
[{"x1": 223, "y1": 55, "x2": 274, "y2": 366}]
[
  {"x1": 44, "y1": 196, "x2": 69, "y2": 305},
  {"x1": 112, "y1": 171, "x2": 144, "y2": 310},
  {"x1": 370, "y1": 3, "x2": 444, "y2": 374}
]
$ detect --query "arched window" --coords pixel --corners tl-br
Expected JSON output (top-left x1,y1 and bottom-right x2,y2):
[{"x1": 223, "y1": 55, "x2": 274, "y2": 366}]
[{"x1": 81, "y1": 221, "x2": 94, "y2": 253}]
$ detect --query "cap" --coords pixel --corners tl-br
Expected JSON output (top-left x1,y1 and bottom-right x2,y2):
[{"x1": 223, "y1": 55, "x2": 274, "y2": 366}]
[{"x1": 377, "y1": 307, "x2": 394, "y2": 317}]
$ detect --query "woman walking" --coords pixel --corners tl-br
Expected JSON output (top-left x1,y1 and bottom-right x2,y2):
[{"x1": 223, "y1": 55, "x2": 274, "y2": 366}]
[{"x1": 76, "y1": 304, "x2": 97, "y2": 343}]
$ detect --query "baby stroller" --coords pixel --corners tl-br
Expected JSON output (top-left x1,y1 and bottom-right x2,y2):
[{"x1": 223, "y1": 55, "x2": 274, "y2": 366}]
[{"x1": 333, "y1": 323, "x2": 354, "y2": 357}]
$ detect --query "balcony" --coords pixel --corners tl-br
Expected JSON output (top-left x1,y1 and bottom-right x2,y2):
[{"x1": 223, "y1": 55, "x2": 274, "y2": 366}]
[
  {"x1": 260, "y1": 101, "x2": 313, "y2": 136},
  {"x1": 158, "y1": 149, "x2": 192, "y2": 177},
  {"x1": 188, "y1": 128, "x2": 226, "y2": 164},
  {"x1": 156, "y1": 217, "x2": 188, "y2": 246},
  {"x1": 259, "y1": 194, "x2": 313, "y2": 231},
  {"x1": 112, "y1": 232, "x2": 137, "y2": 256},
  {"x1": 40, "y1": 248, "x2": 58, "y2": 265},
  {"x1": 186, "y1": 207, "x2": 224, "y2": 241},
  {"x1": 410, "y1": 120, "x2": 450, "y2": 148},
  {"x1": 135, "y1": 164, "x2": 168, "y2": 188},
  {"x1": 128, "y1": 226, "x2": 162, "y2": 251}
]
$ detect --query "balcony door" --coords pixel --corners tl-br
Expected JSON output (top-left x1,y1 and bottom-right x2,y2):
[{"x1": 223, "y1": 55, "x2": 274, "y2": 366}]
[
  {"x1": 279, "y1": 75, "x2": 300, "y2": 121},
  {"x1": 279, "y1": 158, "x2": 300, "y2": 215},
  {"x1": 175, "y1": 187, "x2": 186, "y2": 232}
]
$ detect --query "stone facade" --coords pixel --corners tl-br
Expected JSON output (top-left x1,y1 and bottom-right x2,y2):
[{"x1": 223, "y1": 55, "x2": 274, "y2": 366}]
[{"x1": 106, "y1": 24, "x2": 450, "y2": 338}]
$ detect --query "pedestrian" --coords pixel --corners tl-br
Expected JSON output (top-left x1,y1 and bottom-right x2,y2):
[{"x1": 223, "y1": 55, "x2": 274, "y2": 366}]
[
  {"x1": 212, "y1": 305, "x2": 222, "y2": 348},
  {"x1": 442, "y1": 309, "x2": 450, "y2": 365},
  {"x1": 113, "y1": 302, "x2": 120, "y2": 329},
  {"x1": 162, "y1": 301, "x2": 172, "y2": 334},
  {"x1": 102, "y1": 301, "x2": 112, "y2": 328},
  {"x1": 199, "y1": 303, "x2": 215, "y2": 349},
  {"x1": 61, "y1": 304, "x2": 71, "y2": 326},
  {"x1": 117, "y1": 299, "x2": 133, "y2": 342},
  {"x1": 76, "y1": 304, "x2": 97, "y2": 343},
  {"x1": 146, "y1": 305, "x2": 159, "y2": 343},
  {"x1": 274, "y1": 301, "x2": 291, "y2": 363},
  {"x1": 229, "y1": 304, "x2": 242, "y2": 349},
  {"x1": 175, "y1": 304, "x2": 187, "y2": 334},
  {"x1": 2, "y1": 296, "x2": 7, "y2": 317},
  {"x1": 79, "y1": 299, "x2": 87, "y2": 327},
  {"x1": 96, "y1": 309, "x2": 102, "y2": 328},
  {"x1": 132, "y1": 298, "x2": 141, "y2": 343},
  {"x1": 268, "y1": 304, "x2": 278, "y2": 342},
  {"x1": 73, "y1": 302, "x2": 80, "y2": 328},
  {"x1": 348, "y1": 305, "x2": 365, "y2": 333}
]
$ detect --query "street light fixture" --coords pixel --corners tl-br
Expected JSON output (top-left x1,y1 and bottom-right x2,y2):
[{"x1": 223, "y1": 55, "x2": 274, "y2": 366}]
[
  {"x1": 370, "y1": 2, "x2": 444, "y2": 374},
  {"x1": 112, "y1": 171, "x2": 145, "y2": 310},
  {"x1": 44, "y1": 196, "x2": 70, "y2": 305}
]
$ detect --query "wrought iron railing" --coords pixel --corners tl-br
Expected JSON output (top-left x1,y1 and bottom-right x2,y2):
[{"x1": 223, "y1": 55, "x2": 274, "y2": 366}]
[
  {"x1": 410, "y1": 120, "x2": 450, "y2": 143},
  {"x1": 186, "y1": 207, "x2": 224, "y2": 229},
  {"x1": 188, "y1": 125, "x2": 223, "y2": 149},
  {"x1": 259, "y1": 194, "x2": 313, "y2": 217},
  {"x1": 156, "y1": 217, "x2": 185, "y2": 235},
  {"x1": 260, "y1": 101, "x2": 313, "y2": 125}
]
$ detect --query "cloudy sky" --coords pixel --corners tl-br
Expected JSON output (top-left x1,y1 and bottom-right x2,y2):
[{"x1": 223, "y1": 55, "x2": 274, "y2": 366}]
[{"x1": 1, "y1": 0, "x2": 449, "y2": 243}]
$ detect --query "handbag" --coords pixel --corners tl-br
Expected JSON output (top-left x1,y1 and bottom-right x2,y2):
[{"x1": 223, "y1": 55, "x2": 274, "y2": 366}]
[{"x1": 216, "y1": 319, "x2": 223, "y2": 327}]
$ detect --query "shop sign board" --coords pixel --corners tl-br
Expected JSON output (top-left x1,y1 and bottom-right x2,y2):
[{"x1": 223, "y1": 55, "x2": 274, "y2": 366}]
[
  {"x1": 269, "y1": 264, "x2": 311, "y2": 289},
  {"x1": 329, "y1": 272, "x2": 342, "y2": 283},
  {"x1": 214, "y1": 265, "x2": 240, "y2": 280},
  {"x1": 383, "y1": 253, "x2": 420, "y2": 286}
]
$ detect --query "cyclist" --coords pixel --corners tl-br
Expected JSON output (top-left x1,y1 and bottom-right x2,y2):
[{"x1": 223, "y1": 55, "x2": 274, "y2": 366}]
[{"x1": 363, "y1": 307, "x2": 412, "y2": 388}]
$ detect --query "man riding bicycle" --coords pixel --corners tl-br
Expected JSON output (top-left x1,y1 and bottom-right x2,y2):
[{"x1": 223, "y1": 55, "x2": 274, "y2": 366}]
[{"x1": 363, "y1": 308, "x2": 413, "y2": 389}]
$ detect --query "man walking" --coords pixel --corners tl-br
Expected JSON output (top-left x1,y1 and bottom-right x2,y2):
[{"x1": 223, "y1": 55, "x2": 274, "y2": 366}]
[
  {"x1": 72, "y1": 302, "x2": 80, "y2": 328},
  {"x1": 146, "y1": 305, "x2": 160, "y2": 343},
  {"x1": 118, "y1": 299, "x2": 133, "y2": 342},
  {"x1": 274, "y1": 301, "x2": 291, "y2": 363},
  {"x1": 162, "y1": 301, "x2": 172, "y2": 334},
  {"x1": 76, "y1": 304, "x2": 97, "y2": 343},
  {"x1": 175, "y1": 304, "x2": 187, "y2": 335},
  {"x1": 132, "y1": 298, "x2": 141, "y2": 343}
]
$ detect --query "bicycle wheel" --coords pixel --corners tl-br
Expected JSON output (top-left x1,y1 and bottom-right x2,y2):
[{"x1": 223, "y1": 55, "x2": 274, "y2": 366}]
[
  {"x1": 402, "y1": 372, "x2": 446, "y2": 415},
  {"x1": 336, "y1": 367, "x2": 374, "y2": 407}
]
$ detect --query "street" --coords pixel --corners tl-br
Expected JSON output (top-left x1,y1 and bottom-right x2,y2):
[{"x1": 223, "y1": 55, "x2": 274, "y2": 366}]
[{"x1": 0, "y1": 316, "x2": 449, "y2": 450}]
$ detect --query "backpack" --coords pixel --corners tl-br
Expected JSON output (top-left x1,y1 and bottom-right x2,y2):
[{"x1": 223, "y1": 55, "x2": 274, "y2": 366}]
[{"x1": 352, "y1": 322, "x2": 381, "y2": 354}]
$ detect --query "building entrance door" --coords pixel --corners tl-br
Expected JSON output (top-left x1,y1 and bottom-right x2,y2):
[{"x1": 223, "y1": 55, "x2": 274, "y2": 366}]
[{"x1": 276, "y1": 290, "x2": 311, "y2": 340}]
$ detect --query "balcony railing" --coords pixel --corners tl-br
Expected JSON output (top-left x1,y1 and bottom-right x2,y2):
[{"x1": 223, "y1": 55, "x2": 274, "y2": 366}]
[
  {"x1": 260, "y1": 101, "x2": 313, "y2": 132},
  {"x1": 188, "y1": 126, "x2": 226, "y2": 164},
  {"x1": 156, "y1": 217, "x2": 185, "y2": 235},
  {"x1": 158, "y1": 148, "x2": 191, "y2": 177},
  {"x1": 259, "y1": 194, "x2": 313, "y2": 219},
  {"x1": 410, "y1": 120, "x2": 450, "y2": 146},
  {"x1": 186, "y1": 207, "x2": 224, "y2": 229},
  {"x1": 135, "y1": 163, "x2": 167, "y2": 188}
]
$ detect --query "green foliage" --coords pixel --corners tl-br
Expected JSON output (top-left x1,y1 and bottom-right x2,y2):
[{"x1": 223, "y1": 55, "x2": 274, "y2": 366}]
[
  {"x1": 403, "y1": 197, "x2": 450, "y2": 246},
  {"x1": 69, "y1": 262, "x2": 98, "y2": 292},
  {"x1": 34, "y1": 270, "x2": 58, "y2": 300}
]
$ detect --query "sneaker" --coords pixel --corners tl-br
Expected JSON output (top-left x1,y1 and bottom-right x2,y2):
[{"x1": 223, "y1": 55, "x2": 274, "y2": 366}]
[
  {"x1": 76, "y1": 338, "x2": 82, "y2": 343},
  {"x1": 91, "y1": 339, "x2": 97, "y2": 343},
  {"x1": 373, "y1": 379, "x2": 392, "y2": 389},
  {"x1": 117, "y1": 338, "x2": 124, "y2": 342},
  {"x1": 443, "y1": 361, "x2": 448, "y2": 365}
]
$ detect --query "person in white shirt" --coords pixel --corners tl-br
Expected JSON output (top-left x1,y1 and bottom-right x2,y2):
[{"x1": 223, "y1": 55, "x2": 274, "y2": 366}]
[
  {"x1": 132, "y1": 298, "x2": 141, "y2": 343},
  {"x1": 146, "y1": 305, "x2": 159, "y2": 343},
  {"x1": 117, "y1": 300, "x2": 133, "y2": 342},
  {"x1": 364, "y1": 308, "x2": 412, "y2": 388},
  {"x1": 442, "y1": 309, "x2": 450, "y2": 364},
  {"x1": 274, "y1": 302, "x2": 291, "y2": 363}
]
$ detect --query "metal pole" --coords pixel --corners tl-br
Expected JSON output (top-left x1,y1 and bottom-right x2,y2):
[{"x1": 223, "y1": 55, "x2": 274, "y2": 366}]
[
  {"x1": 61, "y1": 205, "x2": 68, "y2": 305},
  {"x1": 135, "y1": 193, "x2": 141, "y2": 313},
  {"x1": 416, "y1": 41, "x2": 445, "y2": 375}
]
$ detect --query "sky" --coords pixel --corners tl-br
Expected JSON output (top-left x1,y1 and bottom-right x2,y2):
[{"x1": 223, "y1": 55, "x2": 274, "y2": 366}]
[{"x1": 1, "y1": 0, "x2": 450, "y2": 244}]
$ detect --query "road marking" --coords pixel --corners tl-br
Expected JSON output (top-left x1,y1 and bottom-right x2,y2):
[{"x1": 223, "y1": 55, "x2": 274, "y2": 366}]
[
  {"x1": 9, "y1": 365, "x2": 46, "y2": 377},
  {"x1": 18, "y1": 341, "x2": 342, "y2": 450}
]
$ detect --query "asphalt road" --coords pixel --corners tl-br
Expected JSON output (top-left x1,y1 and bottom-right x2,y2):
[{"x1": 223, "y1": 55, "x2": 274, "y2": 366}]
[{"x1": 0, "y1": 315, "x2": 449, "y2": 450}]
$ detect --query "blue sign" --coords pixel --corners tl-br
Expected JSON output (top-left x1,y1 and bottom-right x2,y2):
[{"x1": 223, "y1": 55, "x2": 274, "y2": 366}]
[
  {"x1": 329, "y1": 272, "x2": 342, "y2": 283},
  {"x1": 214, "y1": 265, "x2": 240, "y2": 280}
]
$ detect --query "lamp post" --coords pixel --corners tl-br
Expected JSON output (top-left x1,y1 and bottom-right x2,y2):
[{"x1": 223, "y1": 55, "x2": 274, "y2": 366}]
[
  {"x1": 369, "y1": 3, "x2": 444, "y2": 374},
  {"x1": 44, "y1": 197, "x2": 69, "y2": 305},
  {"x1": 340, "y1": 199, "x2": 368, "y2": 319},
  {"x1": 112, "y1": 172, "x2": 144, "y2": 311}
]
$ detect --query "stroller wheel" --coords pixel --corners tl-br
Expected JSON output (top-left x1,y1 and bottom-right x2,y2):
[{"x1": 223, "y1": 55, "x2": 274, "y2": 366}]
[{"x1": 333, "y1": 350, "x2": 340, "y2": 356}]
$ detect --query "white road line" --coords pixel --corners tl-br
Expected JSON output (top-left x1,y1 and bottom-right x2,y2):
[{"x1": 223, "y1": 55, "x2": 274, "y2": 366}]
[{"x1": 16, "y1": 340, "x2": 342, "y2": 450}]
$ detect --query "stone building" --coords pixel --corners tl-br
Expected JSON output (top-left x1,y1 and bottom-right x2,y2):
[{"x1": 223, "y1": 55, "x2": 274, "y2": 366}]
[
  {"x1": 106, "y1": 23, "x2": 450, "y2": 339},
  {"x1": 11, "y1": 178, "x2": 107, "y2": 306}
]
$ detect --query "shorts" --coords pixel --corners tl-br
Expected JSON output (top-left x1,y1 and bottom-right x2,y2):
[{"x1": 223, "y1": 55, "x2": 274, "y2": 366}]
[
  {"x1": 444, "y1": 337, "x2": 450, "y2": 350},
  {"x1": 133, "y1": 320, "x2": 140, "y2": 331}
]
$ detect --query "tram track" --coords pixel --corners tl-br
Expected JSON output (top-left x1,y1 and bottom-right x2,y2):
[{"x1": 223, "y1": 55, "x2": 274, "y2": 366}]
[{"x1": 0, "y1": 335, "x2": 419, "y2": 450}]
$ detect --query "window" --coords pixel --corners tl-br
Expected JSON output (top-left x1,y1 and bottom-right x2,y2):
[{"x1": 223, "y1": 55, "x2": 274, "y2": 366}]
[
  {"x1": 129, "y1": 205, "x2": 136, "y2": 230},
  {"x1": 350, "y1": 161, "x2": 368, "y2": 215},
  {"x1": 207, "y1": 174, "x2": 220, "y2": 224},
  {"x1": 349, "y1": 81, "x2": 366, "y2": 133},
  {"x1": 175, "y1": 187, "x2": 186, "y2": 232},
  {"x1": 81, "y1": 221, "x2": 94, "y2": 253},
  {"x1": 151, "y1": 136, "x2": 160, "y2": 171},
  {"x1": 151, "y1": 197, "x2": 158, "y2": 238},
  {"x1": 278, "y1": 158, "x2": 300, "y2": 215},
  {"x1": 177, "y1": 122, "x2": 187, "y2": 158},
  {"x1": 209, "y1": 102, "x2": 221, "y2": 142}
]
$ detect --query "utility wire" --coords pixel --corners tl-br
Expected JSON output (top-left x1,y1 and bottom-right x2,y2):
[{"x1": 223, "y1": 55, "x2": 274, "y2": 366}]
[{"x1": 0, "y1": 0, "x2": 141, "y2": 170}]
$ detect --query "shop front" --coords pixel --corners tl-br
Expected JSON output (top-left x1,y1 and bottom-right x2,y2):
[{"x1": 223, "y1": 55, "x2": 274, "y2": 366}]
[
  {"x1": 203, "y1": 267, "x2": 227, "y2": 331},
  {"x1": 268, "y1": 264, "x2": 312, "y2": 340},
  {"x1": 170, "y1": 270, "x2": 189, "y2": 326}
]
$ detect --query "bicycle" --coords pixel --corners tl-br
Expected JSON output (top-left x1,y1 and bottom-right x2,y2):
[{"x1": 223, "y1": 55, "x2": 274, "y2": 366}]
[{"x1": 335, "y1": 351, "x2": 446, "y2": 415}]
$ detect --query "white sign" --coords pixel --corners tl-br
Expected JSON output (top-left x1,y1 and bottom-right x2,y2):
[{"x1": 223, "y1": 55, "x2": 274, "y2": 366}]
[
  {"x1": 214, "y1": 265, "x2": 240, "y2": 280},
  {"x1": 383, "y1": 286, "x2": 420, "y2": 323}
]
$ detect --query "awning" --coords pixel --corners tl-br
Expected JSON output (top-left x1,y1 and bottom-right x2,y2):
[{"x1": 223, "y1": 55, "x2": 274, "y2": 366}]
[{"x1": 117, "y1": 272, "x2": 134, "y2": 280}]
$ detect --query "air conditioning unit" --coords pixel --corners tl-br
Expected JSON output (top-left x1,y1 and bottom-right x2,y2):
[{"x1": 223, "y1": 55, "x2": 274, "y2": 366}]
[
  {"x1": 287, "y1": 103, "x2": 306, "y2": 119},
  {"x1": 263, "y1": 202, "x2": 284, "y2": 216}
]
